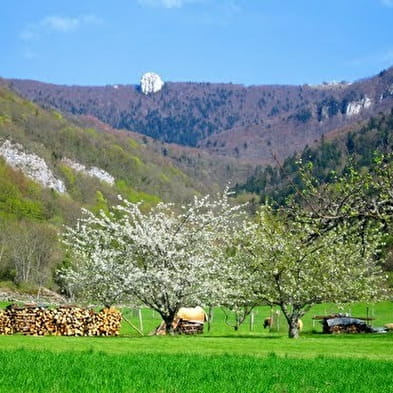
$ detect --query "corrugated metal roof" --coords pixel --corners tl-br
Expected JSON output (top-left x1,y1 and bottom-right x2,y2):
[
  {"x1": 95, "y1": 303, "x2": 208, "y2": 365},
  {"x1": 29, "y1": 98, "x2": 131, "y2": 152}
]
[{"x1": 326, "y1": 317, "x2": 367, "y2": 327}]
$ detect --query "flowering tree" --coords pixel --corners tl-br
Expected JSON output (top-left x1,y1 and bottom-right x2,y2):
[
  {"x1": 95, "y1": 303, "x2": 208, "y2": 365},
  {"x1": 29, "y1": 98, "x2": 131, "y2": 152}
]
[
  {"x1": 218, "y1": 228, "x2": 262, "y2": 331},
  {"x1": 232, "y1": 206, "x2": 386, "y2": 338},
  {"x1": 61, "y1": 191, "x2": 245, "y2": 334},
  {"x1": 286, "y1": 156, "x2": 393, "y2": 241}
]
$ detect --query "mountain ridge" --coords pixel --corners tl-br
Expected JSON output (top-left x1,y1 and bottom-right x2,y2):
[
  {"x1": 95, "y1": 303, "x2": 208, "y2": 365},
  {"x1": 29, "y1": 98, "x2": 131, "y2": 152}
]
[{"x1": 6, "y1": 66, "x2": 393, "y2": 165}]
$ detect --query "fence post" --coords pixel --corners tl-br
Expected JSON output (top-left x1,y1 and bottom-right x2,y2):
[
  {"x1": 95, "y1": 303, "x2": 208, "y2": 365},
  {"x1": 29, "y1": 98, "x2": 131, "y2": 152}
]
[
  {"x1": 275, "y1": 309, "x2": 280, "y2": 332},
  {"x1": 138, "y1": 308, "x2": 144, "y2": 333},
  {"x1": 249, "y1": 311, "x2": 254, "y2": 331}
]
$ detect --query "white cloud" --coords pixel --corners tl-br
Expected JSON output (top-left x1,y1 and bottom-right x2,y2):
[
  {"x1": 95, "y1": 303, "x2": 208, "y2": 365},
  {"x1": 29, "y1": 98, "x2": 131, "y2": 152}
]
[
  {"x1": 42, "y1": 16, "x2": 80, "y2": 32},
  {"x1": 137, "y1": 0, "x2": 204, "y2": 8},
  {"x1": 20, "y1": 14, "x2": 102, "y2": 41},
  {"x1": 381, "y1": 0, "x2": 393, "y2": 7}
]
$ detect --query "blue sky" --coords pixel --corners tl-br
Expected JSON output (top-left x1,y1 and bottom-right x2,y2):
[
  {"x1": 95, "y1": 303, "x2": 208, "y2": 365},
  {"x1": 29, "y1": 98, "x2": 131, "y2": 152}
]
[{"x1": 1, "y1": 0, "x2": 393, "y2": 86}]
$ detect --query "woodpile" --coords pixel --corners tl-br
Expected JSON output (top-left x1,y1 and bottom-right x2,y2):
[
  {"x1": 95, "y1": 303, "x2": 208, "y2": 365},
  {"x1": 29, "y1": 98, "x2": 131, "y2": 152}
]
[
  {"x1": 0, "y1": 304, "x2": 121, "y2": 336},
  {"x1": 329, "y1": 323, "x2": 369, "y2": 334},
  {"x1": 8, "y1": 305, "x2": 52, "y2": 335},
  {"x1": 0, "y1": 309, "x2": 12, "y2": 335}
]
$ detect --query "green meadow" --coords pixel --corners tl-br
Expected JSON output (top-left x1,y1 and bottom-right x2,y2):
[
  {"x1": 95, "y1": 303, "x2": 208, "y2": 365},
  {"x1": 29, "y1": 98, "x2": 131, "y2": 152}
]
[
  {"x1": 1, "y1": 301, "x2": 393, "y2": 392},
  {"x1": 1, "y1": 350, "x2": 393, "y2": 393}
]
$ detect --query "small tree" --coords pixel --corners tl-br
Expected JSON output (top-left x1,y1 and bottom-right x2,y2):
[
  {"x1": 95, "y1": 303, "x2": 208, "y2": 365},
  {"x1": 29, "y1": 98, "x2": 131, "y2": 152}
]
[
  {"x1": 219, "y1": 234, "x2": 261, "y2": 331},
  {"x1": 5, "y1": 220, "x2": 60, "y2": 287},
  {"x1": 61, "y1": 191, "x2": 245, "y2": 334},
  {"x1": 233, "y1": 206, "x2": 386, "y2": 338}
]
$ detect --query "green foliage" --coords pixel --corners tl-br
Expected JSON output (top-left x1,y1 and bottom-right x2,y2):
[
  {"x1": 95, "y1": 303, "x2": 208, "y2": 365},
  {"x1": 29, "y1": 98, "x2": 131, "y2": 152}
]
[
  {"x1": 0, "y1": 83, "x2": 238, "y2": 224},
  {"x1": 115, "y1": 180, "x2": 160, "y2": 205},
  {"x1": 0, "y1": 160, "x2": 44, "y2": 220},
  {"x1": 52, "y1": 111, "x2": 63, "y2": 120},
  {"x1": 235, "y1": 108, "x2": 393, "y2": 205},
  {"x1": 90, "y1": 190, "x2": 109, "y2": 215},
  {"x1": 128, "y1": 138, "x2": 140, "y2": 149},
  {"x1": 0, "y1": 114, "x2": 11, "y2": 125},
  {"x1": 58, "y1": 164, "x2": 76, "y2": 187}
]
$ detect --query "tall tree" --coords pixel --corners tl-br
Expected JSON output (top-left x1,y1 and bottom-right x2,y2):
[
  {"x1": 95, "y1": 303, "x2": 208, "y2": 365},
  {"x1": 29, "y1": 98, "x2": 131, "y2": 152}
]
[
  {"x1": 61, "y1": 191, "x2": 245, "y2": 334},
  {"x1": 232, "y1": 206, "x2": 386, "y2": 338}
]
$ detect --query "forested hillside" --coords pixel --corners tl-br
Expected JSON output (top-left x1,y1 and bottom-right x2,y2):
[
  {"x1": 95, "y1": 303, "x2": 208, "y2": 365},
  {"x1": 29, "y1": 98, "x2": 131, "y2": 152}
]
[
  {"x1": 7, "y1": 66, "x2": 393, "y2": 164},
  {"x1": 0, "y1": 86, "x2": 249, "y2": 291},
  {"x1": 3, "y1": 67, "x2": 393, "y2": 294},
  {"x1": 234, "y1": 108, "x2": 393, "y2": 205}
]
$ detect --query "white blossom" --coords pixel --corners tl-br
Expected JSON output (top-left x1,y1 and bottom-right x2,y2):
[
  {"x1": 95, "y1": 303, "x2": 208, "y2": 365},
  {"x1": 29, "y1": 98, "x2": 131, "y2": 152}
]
[
  {"x1": 60, "y1": 189, "x2": 245, "y2": 333},
  {"x1": 228, "y1": 206, "x2": 387, "y2": 338}
]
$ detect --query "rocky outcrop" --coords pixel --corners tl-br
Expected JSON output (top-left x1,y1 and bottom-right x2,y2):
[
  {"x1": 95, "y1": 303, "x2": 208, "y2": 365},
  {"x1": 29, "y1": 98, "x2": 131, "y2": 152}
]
[
  {"x1": 346, "y1": 96, "x2": 372, "y2": 116},
  {"x1": 140, "y1": 72, "x2": 164, "y2": 94},
  {"x1": 0, "y1": 140, "x2": 66, "y2": 193},
  {"x1": 62, "y1": 158, "x2": 115, "y2": 185}
]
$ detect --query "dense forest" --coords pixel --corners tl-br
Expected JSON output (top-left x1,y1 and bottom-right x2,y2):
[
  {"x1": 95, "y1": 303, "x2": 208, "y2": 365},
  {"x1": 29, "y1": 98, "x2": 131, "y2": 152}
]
[
  {"x1": 234, "y1": 108, "x2": 393, "y2": 205},
  {"x1": 8, "y1": 66, "x2": 393, "y2": 164}
]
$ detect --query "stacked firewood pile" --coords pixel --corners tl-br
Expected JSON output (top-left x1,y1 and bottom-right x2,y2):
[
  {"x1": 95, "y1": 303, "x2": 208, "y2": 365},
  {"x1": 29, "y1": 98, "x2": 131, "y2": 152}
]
[
  {"x1": 0, "y1": 309, "x2": 12, "y2": 335},
  {"x1": 0, "y1": 304, "x2": 121, "y2": 336},
  {"x1": 329, "y1": 323, "x2": 369, "y2": 334}
]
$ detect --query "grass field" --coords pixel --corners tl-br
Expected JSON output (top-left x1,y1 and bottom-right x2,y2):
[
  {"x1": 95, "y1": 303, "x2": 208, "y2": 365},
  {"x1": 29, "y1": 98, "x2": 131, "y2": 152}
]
[
  {"x1": 1, "y1": 301, "x2": 393, "y2": 392},
  {"x1": 1, "y1": 350, "x2": 393, "y2": 393}
]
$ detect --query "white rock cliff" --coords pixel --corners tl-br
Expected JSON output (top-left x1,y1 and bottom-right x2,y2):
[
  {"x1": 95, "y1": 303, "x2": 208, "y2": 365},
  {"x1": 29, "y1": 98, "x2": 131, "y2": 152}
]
[
  {"x1": 62, "y1": 158, "x2": 115, "y2": 185},
  {"x1": 140, "y1": 72, "x2": 164, "y2": 95},
  {"x1": 346, "y1": 96, "x2": 372, "y2": 116},
  {"x1": 0, "y1": 140, "x2": 66, "y2": 193}
]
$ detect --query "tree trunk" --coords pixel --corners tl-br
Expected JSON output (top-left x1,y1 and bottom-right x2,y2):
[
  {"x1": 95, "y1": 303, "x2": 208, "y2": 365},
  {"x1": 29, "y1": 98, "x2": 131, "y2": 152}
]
[
  {"x1": 207, "y1": 306, "x2": 213, "y2": 332},
  {"x1": 288, "y1": 317, "x2": 299, "y2": 339},
  {"x1": 162, "y1": 313, "x2": 177, "y2": 336},
  {"x1": 165, "y1": 321, "x2": 175, "y2": 335},
  {"x1": 280, "y1": 305, "x2": 303, "y2": 339}
]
